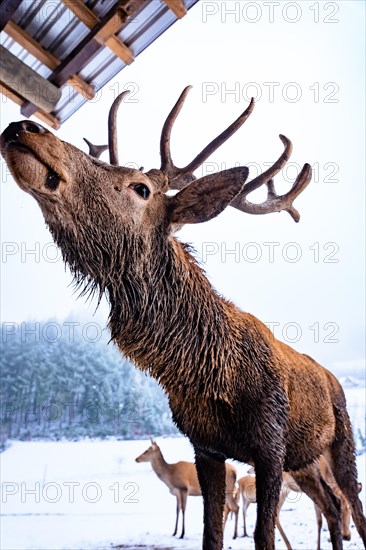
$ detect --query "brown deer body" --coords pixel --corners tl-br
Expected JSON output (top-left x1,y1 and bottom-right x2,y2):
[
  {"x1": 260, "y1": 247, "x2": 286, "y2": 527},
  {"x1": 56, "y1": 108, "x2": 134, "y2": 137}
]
[
  {"x1": 135, "y1": 440, "x2": 239, "y2": 539},
  {"x1": 1, "y1": 88, "x2": 365, "y2": 550}
]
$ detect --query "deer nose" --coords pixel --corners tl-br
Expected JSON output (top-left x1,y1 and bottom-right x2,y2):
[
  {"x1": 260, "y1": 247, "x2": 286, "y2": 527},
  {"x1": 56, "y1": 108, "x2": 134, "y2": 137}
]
[{"x1": 1, "y1": 120, "x2": 48, "y2": 144}]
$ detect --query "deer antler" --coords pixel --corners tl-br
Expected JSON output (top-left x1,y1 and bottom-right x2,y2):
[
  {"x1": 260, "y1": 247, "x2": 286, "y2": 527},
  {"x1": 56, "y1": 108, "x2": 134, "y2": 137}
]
[
  {"x1": 108, "y1": 90, "x2": 130, "y2": 165},
  {"x1": 83, "y1": 90, "x2": 130, "y2": 163},
  {"x1": 231, "y1": 135, "x2": 312, "y2": 222},
  {"x1": 161, "y1": 86, "x2": 255, "y2": 189},
  {"x1": 96, "y1": 86, "x2": 311, "y2": 220},
  {"x1": 83, "y1": 138, "x2": 108, "y2": 159},
  {"x1": 160, "y1": 87, "x2": 311, "y2": 221}
]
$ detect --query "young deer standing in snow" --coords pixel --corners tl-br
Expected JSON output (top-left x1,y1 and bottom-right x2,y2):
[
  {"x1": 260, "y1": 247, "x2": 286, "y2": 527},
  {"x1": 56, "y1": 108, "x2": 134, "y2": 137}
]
[
  {"x1": 135, "y1": 440, "x2": 238, "y2": 539},
  {"x1": 1, "y1": 87, "x2": 366, "y2": 550}
]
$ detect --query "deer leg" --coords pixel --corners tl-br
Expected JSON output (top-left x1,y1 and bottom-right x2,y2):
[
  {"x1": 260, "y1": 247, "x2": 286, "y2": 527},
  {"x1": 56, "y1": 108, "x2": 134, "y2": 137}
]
[
  {"x1": 329, "y1": 435, "x2": 366, "y2": 546},
  {"x1": 223, "y1": 503, "x2": 229, "y2": 533},
  {"x1": 336, "y1": 489, "x2": 351, "y2": 541},
  {"x1": 275, "y1": 517, "x2": 292, "y2": 550},
  {"x1": 194, "y1": 447, "x2": 226, "y2": 550},
  {"x1": 275, "y1": 487, "x2": 292, "y2": 550},
  {"x1": 242, "y1": 500, "x2": 250, "y2": 537},
  {"x1": 223, "y1": 500, "x2": 238, "y2": 539},
  {"x1": 233, "y1": 503, "x2": 239, "y2": 540},
  {"x1": 172, "y1": 494, "x2": 181, "y2": 536},
  {"x1": 253, "y1": 457, "x2": 283, "y2": 550},
  {"x1": 291, "y1": 464, "x2": 343, "y2": 550},
  {"x1": 225, "y1": 490, "x2": 239, "y2": 540},
  {"x1": 179, "y1": 489, "x2": 188, "y2": 539},
  {"x1": 314, "y1": 504, "x2": 323, "y2": 550}
]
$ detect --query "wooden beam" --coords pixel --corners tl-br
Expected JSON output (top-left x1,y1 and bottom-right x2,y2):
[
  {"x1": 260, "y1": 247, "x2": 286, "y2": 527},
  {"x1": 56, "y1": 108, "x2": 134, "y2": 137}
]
[
  {"x1": 21, "y1": 44, "x2": 101, "y2": 117},
  {"x1": 0, "y1": 82, "x2": 60, "y2": 129},
  {"x1": 162, "y1": 0, "x2": 187, "y2": 18},
  {"x1": 3, "y1": 21, "x2": 95, "y2": 100},
  {"x1": 0, "y1": 0, "x2": 23, "y2": 31},
  {"x1": 0, "y1": 46, "x2": 61, "y2": 112},
  {"x1": 21, "y1": 1, "x2": 144, "y2": 118},
  {"x1": 50, "y1": 41, "x2": 101, "y2": 89},
  {"x1": 96, "y1": 7, "x2": 127, "y2": 42},
  {"x1": 4, "y1": 21, "x2": 58, "y2": 68},
  {"x1": 61, "y1": 0, "x2": 100, "y2": 29},
  {"x1": 61, "y1": 0, "x2": 134, "y2": 65}
]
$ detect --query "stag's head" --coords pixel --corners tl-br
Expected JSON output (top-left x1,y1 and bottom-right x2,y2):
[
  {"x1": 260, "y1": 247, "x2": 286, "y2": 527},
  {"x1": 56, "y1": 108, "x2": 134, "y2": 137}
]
[{"x1": 0, "y1": 86, "x2": 311, "y2": 293}]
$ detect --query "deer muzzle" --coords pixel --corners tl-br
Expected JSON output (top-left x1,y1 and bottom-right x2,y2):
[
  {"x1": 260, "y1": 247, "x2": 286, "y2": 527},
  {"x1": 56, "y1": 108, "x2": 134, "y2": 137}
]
[
  {"x1": 1, "y1": 120, "x2": 65, "y2": 194},
  {"x1": 1, "y1": 120, "x2": 48, "y2": 154}
]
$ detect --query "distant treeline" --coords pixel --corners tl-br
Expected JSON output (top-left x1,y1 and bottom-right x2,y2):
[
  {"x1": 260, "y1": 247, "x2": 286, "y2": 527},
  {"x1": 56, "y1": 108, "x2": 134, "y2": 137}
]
[
  {"x1": 1, "y1": 321, "x2": 365, "y2": 453},
  {"x1": 0, "y1": 320, "x2": 178, "y2": 447}
]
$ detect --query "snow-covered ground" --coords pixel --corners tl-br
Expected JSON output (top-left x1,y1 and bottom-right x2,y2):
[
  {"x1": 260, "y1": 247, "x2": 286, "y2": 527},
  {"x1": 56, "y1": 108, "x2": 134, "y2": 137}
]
[{"x1": 1, "y1": 434, "x2": 365, "y2": 550}]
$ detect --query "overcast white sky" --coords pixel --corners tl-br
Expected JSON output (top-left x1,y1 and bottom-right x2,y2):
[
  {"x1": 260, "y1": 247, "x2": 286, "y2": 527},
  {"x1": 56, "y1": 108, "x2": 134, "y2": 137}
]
[{"x1": 0, "y1": 0, "x2": 365, "y2": 377}]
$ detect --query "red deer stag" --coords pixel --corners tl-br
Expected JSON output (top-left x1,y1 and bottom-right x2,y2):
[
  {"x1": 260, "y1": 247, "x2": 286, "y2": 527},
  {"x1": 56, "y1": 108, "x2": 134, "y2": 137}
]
[
  {"x1": 135, "y1": 440, "x2": 239, "y2": 539},
  {"x1": 1, "y1": 86, "x2": 365, "y2": 550}
]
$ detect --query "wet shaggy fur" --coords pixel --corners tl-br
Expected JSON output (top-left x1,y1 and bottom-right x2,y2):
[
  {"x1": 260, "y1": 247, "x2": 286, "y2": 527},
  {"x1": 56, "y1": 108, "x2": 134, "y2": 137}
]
[{"x1": 1, "y1": 123, "x2": 366, "y2": 550}]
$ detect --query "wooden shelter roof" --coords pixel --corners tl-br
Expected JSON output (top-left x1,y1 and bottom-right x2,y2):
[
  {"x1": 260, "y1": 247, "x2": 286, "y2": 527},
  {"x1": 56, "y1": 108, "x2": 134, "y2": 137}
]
[{"x1": 0, "y1": 0, "x2": 198, "y2": 129}]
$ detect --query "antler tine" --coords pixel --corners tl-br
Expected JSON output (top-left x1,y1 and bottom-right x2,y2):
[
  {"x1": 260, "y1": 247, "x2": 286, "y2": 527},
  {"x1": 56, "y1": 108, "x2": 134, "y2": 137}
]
[
  {"x1": 241, "y1": 135, "x2": 293, "y2": 197},
  {"x1": 160, "y1": 85, "x2": 192, "y2": 174},
  {"x1": 181, "y1": 97, "x2": 255, "y2": 178},
  {"x1": 231, "y1": 135, "x2": 312, "y2": 222},
  {"x1": 282, "y1": 163, "x2": 312, "y2": 221},
  {"x1": 108, "y1": 90, "x2": 130, "y2": 166},
  {"x1": 160, "y1": 87, "x2": 255, "y2": 190},
  {"x1": 83, "y1": 138, "x2": 108, "y2": 159}
]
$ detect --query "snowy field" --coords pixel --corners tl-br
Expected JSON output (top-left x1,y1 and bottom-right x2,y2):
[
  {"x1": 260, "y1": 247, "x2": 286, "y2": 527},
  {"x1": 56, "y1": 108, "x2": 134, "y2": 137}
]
[{"x1": 1, "y1": 434, "x2": 365, "y2": 550}]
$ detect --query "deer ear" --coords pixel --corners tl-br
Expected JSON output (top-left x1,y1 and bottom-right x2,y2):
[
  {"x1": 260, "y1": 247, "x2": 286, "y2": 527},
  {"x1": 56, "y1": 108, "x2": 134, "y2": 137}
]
[{"x1": 168, "y1": 167, "x2": 248, "y2": 225}]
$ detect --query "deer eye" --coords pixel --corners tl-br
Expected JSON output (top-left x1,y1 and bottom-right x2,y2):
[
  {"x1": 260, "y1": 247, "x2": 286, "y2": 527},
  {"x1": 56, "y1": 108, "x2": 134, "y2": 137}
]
[
  {"x1": 130, "y1": 183, "x2": 150, "y2": 200},
  {"x1": 45, "y1": 170, "x2": 60, "y2": 191}
]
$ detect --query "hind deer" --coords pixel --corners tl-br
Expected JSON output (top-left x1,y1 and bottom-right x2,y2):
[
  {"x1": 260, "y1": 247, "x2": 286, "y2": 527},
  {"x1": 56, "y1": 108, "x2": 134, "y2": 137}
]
[
  {"x1": 135, "y1": 440, "x2": 239, "y2": 539},
  {"x1": 1, "y1": 86, "x2": 365, "y2": 550}
]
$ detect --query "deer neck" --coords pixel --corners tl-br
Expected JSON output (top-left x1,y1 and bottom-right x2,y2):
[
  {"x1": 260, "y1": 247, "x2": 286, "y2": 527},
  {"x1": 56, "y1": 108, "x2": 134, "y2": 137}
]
[
  {"x1": 107, "y1": 235, "x2": 235, "y2": 396},
  {"x1": 48, "y1": 218, "x2": 249, "y2": 402},
  {"x1": 149, "y1": 450, "x2": 170, "y2": 480}
]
